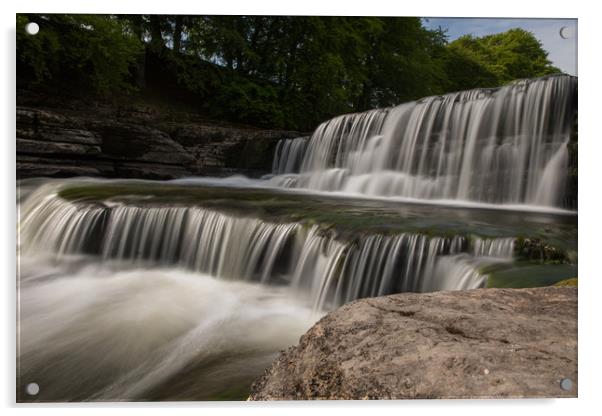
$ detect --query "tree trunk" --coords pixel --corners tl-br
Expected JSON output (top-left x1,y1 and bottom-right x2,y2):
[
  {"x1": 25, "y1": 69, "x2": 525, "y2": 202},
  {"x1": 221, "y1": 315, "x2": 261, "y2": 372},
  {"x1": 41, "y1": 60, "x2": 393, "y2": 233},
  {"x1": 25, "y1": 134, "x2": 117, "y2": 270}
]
[
  {"x1": 149, "y1": 15, "x2": 165, "y2": 53},
  {"x1": 173, "y1": 16, "x2": 183, "y2": 53}
]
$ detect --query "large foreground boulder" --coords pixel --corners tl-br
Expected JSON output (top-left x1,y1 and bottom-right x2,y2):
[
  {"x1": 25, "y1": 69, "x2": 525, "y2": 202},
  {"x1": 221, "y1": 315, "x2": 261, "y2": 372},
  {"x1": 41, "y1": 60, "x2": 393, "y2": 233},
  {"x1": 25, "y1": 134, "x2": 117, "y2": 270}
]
[{"x1": 250, "y1": 287, "x2": 577, "y2": 400}]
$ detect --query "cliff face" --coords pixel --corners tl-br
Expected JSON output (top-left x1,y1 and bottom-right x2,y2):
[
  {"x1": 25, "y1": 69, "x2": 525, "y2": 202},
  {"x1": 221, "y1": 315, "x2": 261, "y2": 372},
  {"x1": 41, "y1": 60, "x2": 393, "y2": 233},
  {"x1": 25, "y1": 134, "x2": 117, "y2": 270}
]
[
  {"x1": 250, "y1": 287, "x2": 577, "y2": 400},
  {"x1": 16, "y1": 105, "x2": 303, "y2": 180}
]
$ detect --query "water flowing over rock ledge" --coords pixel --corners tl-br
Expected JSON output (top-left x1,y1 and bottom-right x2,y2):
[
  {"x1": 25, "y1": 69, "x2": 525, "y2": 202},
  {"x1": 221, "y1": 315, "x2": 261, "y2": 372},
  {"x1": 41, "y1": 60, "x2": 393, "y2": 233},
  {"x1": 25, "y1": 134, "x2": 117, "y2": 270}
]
[
  {"x1": 269, "y1": 75, "x2": 577, "y2": 209},
  {"x1": 19, "y1": 180, "x2": 577, "y2": 311},
  {"x1": 249, "y1": 286, "x2": 577, "y2": 400}
]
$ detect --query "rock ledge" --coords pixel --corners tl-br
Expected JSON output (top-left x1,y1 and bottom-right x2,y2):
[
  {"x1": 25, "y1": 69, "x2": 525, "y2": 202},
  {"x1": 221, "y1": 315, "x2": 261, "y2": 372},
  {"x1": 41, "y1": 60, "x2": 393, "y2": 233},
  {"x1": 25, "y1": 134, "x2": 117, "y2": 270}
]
[{"x1": 250, "y1": 287, "x2": 577, "y2": 400}]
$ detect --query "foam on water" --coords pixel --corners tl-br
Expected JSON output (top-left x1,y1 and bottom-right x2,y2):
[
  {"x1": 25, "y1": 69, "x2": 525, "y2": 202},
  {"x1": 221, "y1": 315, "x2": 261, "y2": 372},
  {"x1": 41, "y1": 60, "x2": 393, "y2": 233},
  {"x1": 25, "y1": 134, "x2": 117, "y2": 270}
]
[{"x1": 18, "y1": 261, "x2": 316, "y2": 401}]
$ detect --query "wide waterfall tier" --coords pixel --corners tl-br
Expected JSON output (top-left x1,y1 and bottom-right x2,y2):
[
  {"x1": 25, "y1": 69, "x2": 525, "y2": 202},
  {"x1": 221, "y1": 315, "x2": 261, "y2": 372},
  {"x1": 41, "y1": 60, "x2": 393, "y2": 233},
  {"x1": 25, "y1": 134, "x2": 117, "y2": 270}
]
[
  {"x1": 19, "y1": 185, "x2": 524, "y2": 310},
  {"x1": 269, "y1": 75, "x2": 577, "y2": 208}
]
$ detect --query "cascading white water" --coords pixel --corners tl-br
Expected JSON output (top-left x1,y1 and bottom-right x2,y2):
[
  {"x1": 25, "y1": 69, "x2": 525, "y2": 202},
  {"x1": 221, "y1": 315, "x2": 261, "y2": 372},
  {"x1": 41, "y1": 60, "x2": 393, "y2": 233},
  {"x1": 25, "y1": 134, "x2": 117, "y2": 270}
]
[
  {"x1": 18, "y1": 181, "x2": 321, "y2": 401},
  {"x1": 423, "y1": 236, "x2": 516, "y2": 292},
  {"x1": 272, "y1": 137, "x2": 309, "y2": 174},
  {"x1": 472, "y1": 237, "x2": 515, "y2": 258},
  {"x1": 20, "y1": 183, "x2": 516, "y2": 311},
  {"x1": 22, "y1": 181, "x2": 524, "y2": 400},
  {"x1": 269, "y1": 75, "x2": 577, "y2": 208},
  {"x1": 18, "y1": 265, "x2": 316, "y2": 401}
]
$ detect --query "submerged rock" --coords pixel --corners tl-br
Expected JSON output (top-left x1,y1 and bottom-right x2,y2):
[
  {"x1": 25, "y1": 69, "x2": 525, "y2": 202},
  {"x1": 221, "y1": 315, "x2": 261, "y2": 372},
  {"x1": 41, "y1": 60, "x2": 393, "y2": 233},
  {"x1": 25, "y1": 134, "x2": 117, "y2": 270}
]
[{"x1": 249, "y1": 287, "x2": 577, "y2": 400}]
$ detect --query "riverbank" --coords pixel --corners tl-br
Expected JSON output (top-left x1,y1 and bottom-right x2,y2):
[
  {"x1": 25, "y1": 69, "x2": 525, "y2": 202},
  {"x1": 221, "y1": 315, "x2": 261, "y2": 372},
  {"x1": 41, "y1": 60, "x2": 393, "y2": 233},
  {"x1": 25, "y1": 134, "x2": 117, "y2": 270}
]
[
  {"x1": 250, "y1": 286, "x2": 577, "y2": 400},
  {"x1": 16, "y1": 102, "x2": 303, "y2": 180}
]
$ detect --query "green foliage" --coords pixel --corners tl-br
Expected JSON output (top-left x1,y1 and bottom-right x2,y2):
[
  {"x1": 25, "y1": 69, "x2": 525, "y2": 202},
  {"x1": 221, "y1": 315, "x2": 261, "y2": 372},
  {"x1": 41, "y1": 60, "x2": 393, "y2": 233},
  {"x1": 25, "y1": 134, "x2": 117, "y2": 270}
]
[
  {"x1": 170, "y1": 51, "x2": 222, "y2": 96},
  {"x1": 17, "y1": 14, "x2": 143, "y2": 95},
  {"x1": 448, "y1": 29, "x2": 561, "y2": 85},
  {"x1": 356, "y1": 17, "x2": 447, "y2": 106},
  {"x1": 17, "y1": 15, "x2": 564, "y2": 129},
  {"x1": 436, "y1": 45, "x2": 499, "y2": 91},
  {"x1": 214, "y1": 76, "x2": 285, "y2": 127}
]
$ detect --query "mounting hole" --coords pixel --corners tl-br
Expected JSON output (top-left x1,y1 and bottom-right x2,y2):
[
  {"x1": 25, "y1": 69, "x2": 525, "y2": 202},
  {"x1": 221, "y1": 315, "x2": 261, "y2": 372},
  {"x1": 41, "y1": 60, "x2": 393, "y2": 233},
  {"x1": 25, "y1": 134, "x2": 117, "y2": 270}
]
[
  {"x1": 560, "y1": 378, "x2": 573, "y2": 391},
  {"x1": 25, "y1": 22, "x2": 39, "y2": 36},
  {"x1": 559, "y1": 26, "x2": 574, "y2": 40},
  {"x1": 25, "y1": 382, "x2": 40, "y2": 396}
]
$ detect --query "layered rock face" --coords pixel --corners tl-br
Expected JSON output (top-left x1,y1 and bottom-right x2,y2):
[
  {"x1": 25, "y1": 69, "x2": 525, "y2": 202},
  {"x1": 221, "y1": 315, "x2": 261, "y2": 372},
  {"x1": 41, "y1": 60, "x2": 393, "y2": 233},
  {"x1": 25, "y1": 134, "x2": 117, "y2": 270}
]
[
  {"x1": 17, "y1": 106, "x2": 302, "y2": 179},
  {"x1": 250, "y1": 287, "x2": 577, "y2": 400}
]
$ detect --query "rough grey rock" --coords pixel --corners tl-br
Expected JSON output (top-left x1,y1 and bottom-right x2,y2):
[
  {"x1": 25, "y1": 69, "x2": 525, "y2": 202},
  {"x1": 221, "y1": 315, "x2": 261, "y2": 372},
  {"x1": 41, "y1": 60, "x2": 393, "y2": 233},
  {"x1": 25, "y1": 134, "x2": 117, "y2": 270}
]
[
  {"x1": 17, "y1": 138, "x2": 101, "y2": 156},
  {"x1": 16, "y1": 107, "x2": 101, "y2": 145},
  {"x1": 250, "y1": 287, "x2": 577, "y2": 400},
  {"x1": 16, "y1": 106, "x2": 303, "y2": 180}
]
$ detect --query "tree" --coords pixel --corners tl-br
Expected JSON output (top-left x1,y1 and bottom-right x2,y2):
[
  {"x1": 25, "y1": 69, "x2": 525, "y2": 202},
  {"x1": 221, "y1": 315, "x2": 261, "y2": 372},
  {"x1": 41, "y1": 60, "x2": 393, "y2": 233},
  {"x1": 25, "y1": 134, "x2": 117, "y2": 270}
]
[
  {"x1": 17, "y1": 14, "x2": 143, "y2": 95},
  {"x1": 17, "y1": 15, "x2": 565, "y2": 130},
  {"x1": 355, "y1": 17, "x2": 448, "y2": 108},
  {"x1": 448, "y1": 29, "x2": 561, "y2": 84},
  {"x1": 436, "y1": 43, "x2": 499, "y2": 92}
]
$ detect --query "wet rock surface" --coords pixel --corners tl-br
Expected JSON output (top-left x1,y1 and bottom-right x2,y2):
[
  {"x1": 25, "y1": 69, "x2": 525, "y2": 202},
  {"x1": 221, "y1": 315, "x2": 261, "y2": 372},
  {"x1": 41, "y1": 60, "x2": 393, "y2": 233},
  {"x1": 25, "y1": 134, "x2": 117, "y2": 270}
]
[{"x1": 250, "y1": 287, "x2": 577, "y2": 400}]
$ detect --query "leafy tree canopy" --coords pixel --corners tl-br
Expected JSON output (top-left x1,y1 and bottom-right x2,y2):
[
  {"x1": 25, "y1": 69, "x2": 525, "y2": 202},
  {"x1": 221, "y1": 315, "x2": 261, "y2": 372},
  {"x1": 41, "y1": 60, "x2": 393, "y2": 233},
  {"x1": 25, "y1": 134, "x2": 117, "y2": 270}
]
[
  {"x1": 17, "y1": 14, "x2": 142, "y2": 95},
  {"x1": 16, "y1": 14, "x2": 563, "y2": 130},
  {"x1": 448, "y1": 28, "x2": 560, "y2": 84}
]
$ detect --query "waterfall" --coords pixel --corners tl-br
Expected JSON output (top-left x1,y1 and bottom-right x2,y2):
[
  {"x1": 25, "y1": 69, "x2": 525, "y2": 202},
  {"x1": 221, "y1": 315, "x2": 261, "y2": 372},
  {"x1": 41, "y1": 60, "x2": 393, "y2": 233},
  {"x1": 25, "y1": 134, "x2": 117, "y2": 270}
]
[
  {"x1": 472, "y1": 237, "x2": 515, "y2": 258},
  {"x1": 272, "y1": 137, "x2": 309, "y2": 174},
  {"x1": 269, "y1": 75, "x2": 577, "y2": 208},
  {"x1": 20, "y1": 187, "x2": 517, "y2": 310}
]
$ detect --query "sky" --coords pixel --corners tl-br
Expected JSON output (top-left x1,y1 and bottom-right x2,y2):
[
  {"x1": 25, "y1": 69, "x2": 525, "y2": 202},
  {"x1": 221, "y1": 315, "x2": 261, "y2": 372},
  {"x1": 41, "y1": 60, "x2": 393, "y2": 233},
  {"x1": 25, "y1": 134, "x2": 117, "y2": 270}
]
[{"x1": 422, "y1": 18, "x2": 577, "y2": 75}]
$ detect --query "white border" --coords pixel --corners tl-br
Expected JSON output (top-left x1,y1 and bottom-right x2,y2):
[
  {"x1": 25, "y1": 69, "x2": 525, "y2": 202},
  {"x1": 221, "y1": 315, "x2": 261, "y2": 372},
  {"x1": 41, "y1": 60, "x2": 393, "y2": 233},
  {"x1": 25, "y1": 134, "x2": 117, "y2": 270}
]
[{"x1": 2, "y1": 1, "x2": 600, "y2": 415}]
